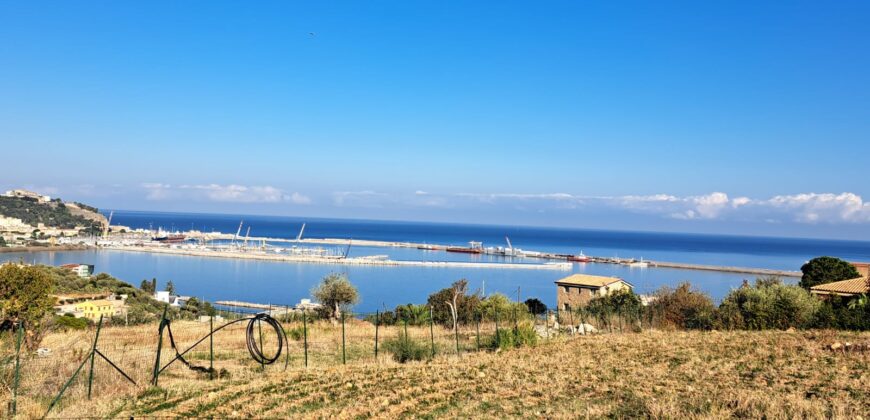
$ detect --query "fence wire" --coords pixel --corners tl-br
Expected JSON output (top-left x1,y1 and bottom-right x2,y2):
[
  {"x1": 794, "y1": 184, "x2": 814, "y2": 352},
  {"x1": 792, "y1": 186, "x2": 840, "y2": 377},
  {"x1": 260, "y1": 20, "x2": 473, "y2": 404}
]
[{"x1": 0, "y1": 304, "x2": 632, "y2": 418}]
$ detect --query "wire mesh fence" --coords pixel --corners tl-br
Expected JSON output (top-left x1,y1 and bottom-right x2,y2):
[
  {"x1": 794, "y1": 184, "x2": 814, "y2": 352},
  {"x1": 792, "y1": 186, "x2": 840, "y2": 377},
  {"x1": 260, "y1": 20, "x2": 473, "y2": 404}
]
[{"x1": 0, "y1": 303, "x2": 632, "y2": 418}]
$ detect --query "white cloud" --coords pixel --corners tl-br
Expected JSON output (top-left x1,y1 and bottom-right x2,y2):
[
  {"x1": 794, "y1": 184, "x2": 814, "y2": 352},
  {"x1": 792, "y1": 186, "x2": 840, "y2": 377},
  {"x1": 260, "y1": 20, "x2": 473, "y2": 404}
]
[
  {"x1": 142, "y1": 183, "x2": 310, "y2": 204},
  {"x1": 327, "y1": 190, "x2": 870, "y2": 225}
]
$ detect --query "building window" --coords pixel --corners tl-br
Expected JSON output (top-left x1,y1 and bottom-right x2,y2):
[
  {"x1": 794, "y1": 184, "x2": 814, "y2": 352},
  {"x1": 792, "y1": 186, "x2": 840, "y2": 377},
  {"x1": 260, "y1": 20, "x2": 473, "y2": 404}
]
[
  {"x1": 563, "y1": 286, "x2": 570, "y2": 294},
  {"x1": 563, "y1": 303, "x2": 570, "y2": 311}
]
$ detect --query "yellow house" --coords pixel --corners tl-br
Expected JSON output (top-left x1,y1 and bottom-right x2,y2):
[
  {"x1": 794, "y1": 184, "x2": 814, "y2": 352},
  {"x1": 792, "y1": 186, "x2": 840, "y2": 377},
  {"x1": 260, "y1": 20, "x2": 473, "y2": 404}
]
[{"x1": 75, "y1": 299, "x2": 116, "y2": 321}]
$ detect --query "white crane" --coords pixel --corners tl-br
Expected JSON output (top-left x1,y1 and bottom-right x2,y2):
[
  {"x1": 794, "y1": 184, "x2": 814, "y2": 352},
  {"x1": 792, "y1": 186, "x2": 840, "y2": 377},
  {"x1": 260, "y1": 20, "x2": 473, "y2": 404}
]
[{"x1": 232, "y1": 220, "x2": 244, "y2": 246}]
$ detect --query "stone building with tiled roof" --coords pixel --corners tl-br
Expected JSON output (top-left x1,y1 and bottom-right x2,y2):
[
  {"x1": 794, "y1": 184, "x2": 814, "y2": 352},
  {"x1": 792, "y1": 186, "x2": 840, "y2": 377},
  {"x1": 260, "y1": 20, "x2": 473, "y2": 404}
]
[{"x1": 555, "y1": 274, "x2": 633, "y2": 311}]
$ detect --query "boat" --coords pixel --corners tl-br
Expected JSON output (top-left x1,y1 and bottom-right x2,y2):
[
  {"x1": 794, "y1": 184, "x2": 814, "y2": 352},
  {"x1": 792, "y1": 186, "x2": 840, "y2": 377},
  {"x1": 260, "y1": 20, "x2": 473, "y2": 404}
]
[
  {"x1": 446, "y1": 241, "x2": 483, "y2": 254},
  {"x1": 568, "y1": 251, "x2": 592, "y2": 263},
  {"x1": 628, "y1": 257, "x2": 649, "y2": 268},
  {"x1": 152, "y1": 234, "x2": 186, "y2": 244},
  {"x1": 417, "y1": 244, "x2": 438, "y2": 251}
]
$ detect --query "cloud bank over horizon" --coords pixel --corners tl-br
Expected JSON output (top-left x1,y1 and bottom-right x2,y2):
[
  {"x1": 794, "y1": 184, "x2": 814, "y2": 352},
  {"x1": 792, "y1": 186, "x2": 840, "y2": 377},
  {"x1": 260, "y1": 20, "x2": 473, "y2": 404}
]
[{"x1": 6, "y1": 182, "x2": 870, "y2": 239}]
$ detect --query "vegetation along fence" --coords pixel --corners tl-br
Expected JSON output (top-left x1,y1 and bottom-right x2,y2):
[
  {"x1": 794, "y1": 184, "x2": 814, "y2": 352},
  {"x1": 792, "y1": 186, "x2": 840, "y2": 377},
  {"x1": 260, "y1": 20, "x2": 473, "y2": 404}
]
[{"x1": 0, "y1": 302, "x2": 638, "y2": 418}]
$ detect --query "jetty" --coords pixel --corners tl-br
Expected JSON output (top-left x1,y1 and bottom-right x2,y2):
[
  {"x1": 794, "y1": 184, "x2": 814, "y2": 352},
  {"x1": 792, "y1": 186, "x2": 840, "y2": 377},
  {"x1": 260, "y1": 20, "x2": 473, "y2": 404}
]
[
  {"x1": 647, "y1": 261, "x2": 801, "y2": 278},
  {"x1": 103, "y1": 245, "x2": 574, "y2": 270}
]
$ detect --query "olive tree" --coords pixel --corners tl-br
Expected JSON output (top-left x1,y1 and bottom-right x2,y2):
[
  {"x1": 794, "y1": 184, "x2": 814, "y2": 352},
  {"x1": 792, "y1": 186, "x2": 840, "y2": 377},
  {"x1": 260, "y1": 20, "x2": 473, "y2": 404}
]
[
  {"x1": 0, "y1": 264, "x2": 55, "y2": 349},
  {"x1": 311, "y1": 273, "x2": 359, "y2": 319}
]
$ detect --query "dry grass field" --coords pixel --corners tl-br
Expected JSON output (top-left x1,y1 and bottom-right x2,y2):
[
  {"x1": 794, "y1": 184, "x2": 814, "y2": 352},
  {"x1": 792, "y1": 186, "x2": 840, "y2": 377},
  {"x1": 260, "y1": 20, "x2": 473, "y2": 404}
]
[{"x1": 12, "y1": 325, "x2": 868, "y2": 419}]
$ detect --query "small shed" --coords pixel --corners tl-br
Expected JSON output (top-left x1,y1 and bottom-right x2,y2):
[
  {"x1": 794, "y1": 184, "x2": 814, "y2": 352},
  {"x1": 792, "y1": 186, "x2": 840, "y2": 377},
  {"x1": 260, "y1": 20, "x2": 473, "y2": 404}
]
[{"x1": 555, "y1": 274, "x2": 633, "y2": 311}]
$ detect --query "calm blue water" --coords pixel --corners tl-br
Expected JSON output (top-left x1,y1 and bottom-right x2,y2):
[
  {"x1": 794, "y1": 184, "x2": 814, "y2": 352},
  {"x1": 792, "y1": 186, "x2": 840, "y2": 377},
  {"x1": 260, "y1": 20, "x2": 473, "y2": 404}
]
[{"x1": 4, "y1": 210, "x2": 869, "y2": 311}]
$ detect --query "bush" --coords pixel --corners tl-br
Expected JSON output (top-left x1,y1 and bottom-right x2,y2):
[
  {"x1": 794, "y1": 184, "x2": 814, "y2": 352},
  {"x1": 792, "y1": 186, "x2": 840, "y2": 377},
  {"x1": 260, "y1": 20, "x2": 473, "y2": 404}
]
[
  {"x1": 812, "y1": 296, "x2": 870, "y2": 330},
  {"x1": 382, "y1": 331, "x2": 429, "y2": 363},
  {"x1": 481, "y1": 322, "x2": 537, "y2": 351},
  {"x1": 586, "y1": 289, "x2": 643, "y2": 331},
  {"x1": 54, "y1": 314, "x2": 91, "y2": 331},
  {"x1": 649, "y1": 283, "x2": 716, "y2": 330},
  {"x1": 718, "y1": 277, "x2": 820, "y2": 330}
]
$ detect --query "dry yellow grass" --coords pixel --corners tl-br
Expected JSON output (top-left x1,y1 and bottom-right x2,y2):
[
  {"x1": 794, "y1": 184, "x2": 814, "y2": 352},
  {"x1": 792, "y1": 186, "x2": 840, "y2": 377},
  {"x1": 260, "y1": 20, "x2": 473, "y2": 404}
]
[{"x1": 6, "y1": 324, "x2": 867, "y2": 419}]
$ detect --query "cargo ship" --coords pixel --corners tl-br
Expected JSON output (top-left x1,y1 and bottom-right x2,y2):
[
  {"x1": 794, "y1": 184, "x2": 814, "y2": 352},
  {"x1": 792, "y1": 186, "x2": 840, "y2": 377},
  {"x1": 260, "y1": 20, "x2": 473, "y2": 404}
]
[
  {"x1": 567, "y1": 251, "x2": 592, "y2": 263},
  {"x1": 152, "y1": 234, "x2": 186, "y2": 244},
  {"x1": 446, "y1": 241, "x2": 483, "y2": 254}
]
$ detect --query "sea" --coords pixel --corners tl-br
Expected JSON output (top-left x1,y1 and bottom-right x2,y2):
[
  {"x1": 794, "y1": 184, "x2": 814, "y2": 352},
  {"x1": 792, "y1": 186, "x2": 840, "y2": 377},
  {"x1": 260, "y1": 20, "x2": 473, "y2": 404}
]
[{"x1": 3, "y1": 210, "x2": 870, "y2": 312}]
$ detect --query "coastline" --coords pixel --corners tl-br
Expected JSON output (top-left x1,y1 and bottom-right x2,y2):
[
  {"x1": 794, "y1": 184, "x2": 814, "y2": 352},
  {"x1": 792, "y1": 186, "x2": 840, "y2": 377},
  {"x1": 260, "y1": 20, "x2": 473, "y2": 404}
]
[{"x1": 0, "y1": 244, "x2": 92, "y2": 253}]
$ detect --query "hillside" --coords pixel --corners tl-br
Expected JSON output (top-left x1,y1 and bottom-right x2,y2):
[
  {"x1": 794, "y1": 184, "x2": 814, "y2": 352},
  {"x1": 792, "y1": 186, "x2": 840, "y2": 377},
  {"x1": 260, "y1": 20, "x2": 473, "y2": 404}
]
[
  {"x1": 0, "y1": 195, "x2": 104, "y2": 235},
  {"x1": 26, "y1": 328, "x2": 870, "y2": 418}
]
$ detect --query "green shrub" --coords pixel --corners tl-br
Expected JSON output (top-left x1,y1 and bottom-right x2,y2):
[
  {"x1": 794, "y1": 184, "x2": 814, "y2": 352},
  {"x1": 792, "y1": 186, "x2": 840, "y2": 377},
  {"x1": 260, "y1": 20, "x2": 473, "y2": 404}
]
[
  {"x1": 718, "y1": 277, "x2": 820, "y2": 330},
  {"x1": 382, "y1": 331, "x2": 429, "y2": 363},
  {"x1": 812, "y1": 296, "x2": 870, "y2": 330},
  {"x1": 53, "y1": 314, "x2": 91, "y2": 331},
  {"x1": 286, "y1": 325, "x2": 305, "y2": 341},
  {"x1": 649, "y1": 283, "x2": 716, "y2": 330},
  {"x1": 482, "y1": 323, "x2": 537, "y2": 351}
]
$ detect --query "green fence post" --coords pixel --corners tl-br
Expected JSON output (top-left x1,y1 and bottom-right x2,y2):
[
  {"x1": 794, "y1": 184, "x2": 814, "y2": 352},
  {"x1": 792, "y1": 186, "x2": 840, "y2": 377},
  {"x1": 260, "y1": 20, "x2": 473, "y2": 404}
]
[
  {"x1": 428, "y1": 307, "x2": 435, "y2": 359},
  {"x1": 494, "y1": 309, "x2": 500, "y2": 344},
  {"x1": 374, "y1": 310, "x2": 380, "y2": 361},
  {"x1": 302, "y1": 311, "x2": 308, "y2": 368},
  {"x1": 152, "y1": 305, "x2": 168, "y2": 386},
  {"x1": 11, "y1": 321, "x2": 23, "y2": 416},
  {"x1": 209, "y1": 315, "x2": 214, "y2": 380},
  {"x1": 87, "y1": 315, "x2": 104, "y2": 400},
  {"x1": 341, "y1": 311, "x2": 347, "y2": 365},
  {"x1": 475, "y1": 313, "x2": 481, "y2": 351},
  {"x1": 513, "y1": 307, "x2": 519, "y2": 336}
]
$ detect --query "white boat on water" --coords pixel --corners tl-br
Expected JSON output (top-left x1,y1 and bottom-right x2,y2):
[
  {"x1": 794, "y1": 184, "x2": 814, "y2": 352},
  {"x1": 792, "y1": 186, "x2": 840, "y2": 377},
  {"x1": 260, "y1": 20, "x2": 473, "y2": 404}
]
[{"x1": 628, "y1": 258, "x2": 649, "y2": 268}]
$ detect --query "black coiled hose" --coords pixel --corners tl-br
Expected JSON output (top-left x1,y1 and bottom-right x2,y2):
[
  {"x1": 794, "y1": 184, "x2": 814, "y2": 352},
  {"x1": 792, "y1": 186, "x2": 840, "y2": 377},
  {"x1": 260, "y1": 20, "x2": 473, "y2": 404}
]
[
  {"x1": 246, "y1": 313, "x2": 284, "y2": 365},
  {"x1": 161, "y1": 313, "x2": 287, "y2": 375}
]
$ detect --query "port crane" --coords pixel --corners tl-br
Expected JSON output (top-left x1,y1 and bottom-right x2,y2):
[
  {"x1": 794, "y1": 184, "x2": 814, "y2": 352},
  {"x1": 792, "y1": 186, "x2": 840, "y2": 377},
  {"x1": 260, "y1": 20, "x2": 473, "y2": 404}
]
[
  {"x1": 102, "y1": 210, "x2": 114, "y2": 238},
  {"x1": 295, "y1": 223, "x2": 306, "y2": 242},
  {"x1": 232, "y1": 220, "x2": 243, "y2": 246},
  {"x1": 505, "y1": 236, "x2": 514, "y2": 256},
  {"x1": 243, "y1": 226, "x2": 251, "y2": 249}
]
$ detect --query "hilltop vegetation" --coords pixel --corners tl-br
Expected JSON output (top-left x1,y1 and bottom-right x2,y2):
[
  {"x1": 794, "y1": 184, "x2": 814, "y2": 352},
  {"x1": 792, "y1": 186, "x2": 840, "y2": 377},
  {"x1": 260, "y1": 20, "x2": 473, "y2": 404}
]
[{"x1": 0, "y1": 196, "x2": 103, "y2": 235}]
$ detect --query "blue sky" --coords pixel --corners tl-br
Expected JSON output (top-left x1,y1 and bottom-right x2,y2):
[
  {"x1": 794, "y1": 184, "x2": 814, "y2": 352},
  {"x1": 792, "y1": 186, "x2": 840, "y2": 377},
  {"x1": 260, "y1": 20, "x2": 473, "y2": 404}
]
[{"x1": 2, "y1": 1, "x2": 870, "y2": 239}]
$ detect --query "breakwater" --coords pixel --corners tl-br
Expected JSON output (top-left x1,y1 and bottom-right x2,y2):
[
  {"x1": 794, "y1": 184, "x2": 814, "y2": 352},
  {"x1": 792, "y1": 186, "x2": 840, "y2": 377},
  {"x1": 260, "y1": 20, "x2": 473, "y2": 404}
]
[{"x1": 103, "y1": 245, "x2": 573, "y2": 270}]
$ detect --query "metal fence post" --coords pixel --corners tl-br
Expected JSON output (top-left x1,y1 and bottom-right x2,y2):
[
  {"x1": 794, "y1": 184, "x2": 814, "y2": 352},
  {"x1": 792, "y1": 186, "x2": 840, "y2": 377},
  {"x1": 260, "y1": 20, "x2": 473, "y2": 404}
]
[
  {"x1": 152, "y1": 305, "x2": 168, "y2": 386},
  {"x1": 303, "y1": 311, "x2": 308, "y2": 368},
  {"x1": 494, "y1": 309, "x2": 500, "y2": 344},
  {"x1": 475, "y1": 313, "x2": 481, "y2": 351},
  {"x1": 374, "y1": 310, "x2": 380, "y2": 361},
  {"x1": 454, "y1": 321, "x2": 460, "y2": 354},
  {"x1": 569, "y1": 308, "x2": 575, "y2": 336},
  {"x1": 341, "y1": 311, "x2": 346, "y2": 365},
  {"x1": 11, "y1": 321, "x2": 23, "y2": 416},
  {"x1": 87, "y1": 315, "x2": 104, "y2": 400},
  {"x1": 258, "y1": 317, "x2": 265, "y2": 371},
  {"x1": 428, "y1": 307, "x2": 435, "y2": 359},
  {"x1": 545, "y1": 310, "x2": 550, "y2": 341},
  {"x1": 209, "y1": 315, "x2": 214, "y2": 380}
]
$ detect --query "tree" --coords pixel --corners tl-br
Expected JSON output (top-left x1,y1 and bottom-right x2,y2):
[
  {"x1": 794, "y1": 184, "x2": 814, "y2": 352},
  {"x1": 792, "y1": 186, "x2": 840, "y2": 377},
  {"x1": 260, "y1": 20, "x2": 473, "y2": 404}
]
[
  {"x1": 524, "y1": 298, "x2": 547, "y2": 315},
  {"x1": 0, "y1": 236, "x2": 6, "y2": 246},
  {"x1": 166, "y1": 280, "x2": 176, "y2": 295},
  {"x1": 427, "y1": 279, "x2": 480, "y2": 329},
  {"x1": 800, "y1": 256, "x2": 859, "y2": 289},
  {"x1": 140, "y1": 279, "x2": 155, "y2": 293},
  {"x1": 0, "y1": 264, "x2": 55, "y2": 349},
  {"x1": 311, "y1": 273, "x2": 359, "y2": 319}
]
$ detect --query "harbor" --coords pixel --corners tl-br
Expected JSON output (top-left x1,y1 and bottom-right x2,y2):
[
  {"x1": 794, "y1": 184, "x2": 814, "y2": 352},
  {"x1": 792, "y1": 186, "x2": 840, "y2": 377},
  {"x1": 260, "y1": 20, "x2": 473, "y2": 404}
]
[{"x1": 66, "y1": 220, "x2": 804, "y2": 277}]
